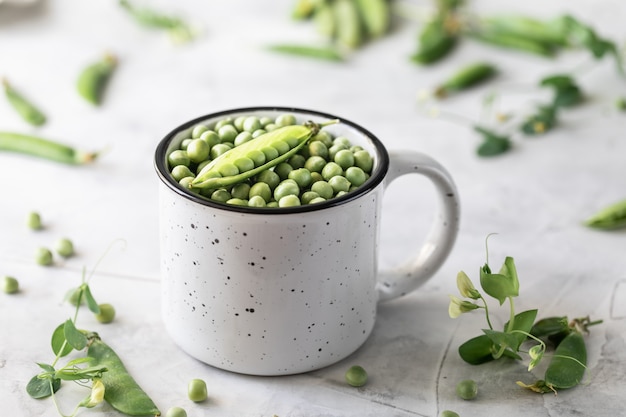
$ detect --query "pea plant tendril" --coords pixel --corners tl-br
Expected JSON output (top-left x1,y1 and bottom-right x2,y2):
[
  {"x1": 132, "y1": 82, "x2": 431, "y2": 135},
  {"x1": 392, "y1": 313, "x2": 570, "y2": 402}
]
[{"x1": 449, "y1": 235, "x2": 602, "y2": 393}]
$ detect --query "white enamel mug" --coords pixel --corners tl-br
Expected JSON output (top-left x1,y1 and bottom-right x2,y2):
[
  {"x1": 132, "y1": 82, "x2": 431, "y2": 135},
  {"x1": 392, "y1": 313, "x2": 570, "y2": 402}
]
[{"x1": 154, "y1": 107, "x2": 460, "y2": 375}]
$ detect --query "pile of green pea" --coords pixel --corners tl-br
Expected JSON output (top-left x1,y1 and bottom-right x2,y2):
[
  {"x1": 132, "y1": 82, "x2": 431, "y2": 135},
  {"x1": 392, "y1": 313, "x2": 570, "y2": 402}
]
[{"x1": 166, "y1": 113, "x2": 375, "y2": 208}]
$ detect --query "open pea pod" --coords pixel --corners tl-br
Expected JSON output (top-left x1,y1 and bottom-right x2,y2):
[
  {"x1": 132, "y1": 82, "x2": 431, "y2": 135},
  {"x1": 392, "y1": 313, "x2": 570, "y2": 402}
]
[{"x1": 190, "y1": 120, "x2": 336, "y2": 190}]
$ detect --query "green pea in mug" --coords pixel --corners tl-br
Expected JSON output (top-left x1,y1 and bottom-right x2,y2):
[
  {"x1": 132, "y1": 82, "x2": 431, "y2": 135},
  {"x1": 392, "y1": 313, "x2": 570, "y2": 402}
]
[{"x1": 154, "y1": 107, "x2": 460, "y2": 375}]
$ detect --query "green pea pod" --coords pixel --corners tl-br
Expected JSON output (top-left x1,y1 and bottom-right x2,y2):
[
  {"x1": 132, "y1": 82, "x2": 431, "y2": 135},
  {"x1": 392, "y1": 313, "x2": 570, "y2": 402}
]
[
  {"x1": 87, "y1": 337, "x2": 161, "y2": 416},
  {"x1": 292, "y1": 0, "x2": 319, "y2": 20},
  {"x1": 530, "y1": 316, "x2": 569, "y2": 339},
  {"x1": 354, "y1": 0, "x2": 390, "y2": 39},
  {"x1": 267, "y1": 44, "x2": 343, "y2": 61},
  {"x1": 467, "y1": 29, "x2": 556, "y2": 57},
  {"x1": 478, "y1": 15, "x2": 569, "y2": 48},
  {"x1": 2, "y1": 78, "x2": 46, "y2": 126},
  {"x1": 333, "y1": 0, "x2": 363, "y2": 49},
  {"x1": 76, "y1": 53, "x2": 117, "y2": 106},
  {"x1": 434, "y1": 62, "x2": 497, "y2": 98},
  {"x1": 0, "y1": 132, "x2": 98, "y2": 165},
  {"x1": 585, "y1": 199, "x2": 626, "y2": 230},
  {"x1": 545, "y1": 331, "x2": 587, "y2": 390},
  {"x1": 412, "y1": 13, "x2": 460, "y2": 65},
  {"x1": 191, "y1": 120, "x2": 337, "y2": 190},
  {"x1": 314, "y1": 1, "x2": 336, "y2": 38}
]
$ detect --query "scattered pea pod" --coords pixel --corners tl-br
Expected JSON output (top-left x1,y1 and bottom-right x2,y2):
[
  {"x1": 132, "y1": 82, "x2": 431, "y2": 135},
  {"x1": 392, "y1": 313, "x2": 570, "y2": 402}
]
[
  {"x1": 0, "y1": 132, "x2": 98, "y2": 165},
  {"x1": 87, "y1": 336, "x2": 161, "y2": 416},
  {"x1": 412, "y1": 17, "x2": 458, "y2": 65},
  {"x1": 76, "y1": 53, "x2": 117, "y2": 106},
  {"x1": 333, "y1": 0, "x2": 363, "y2": 49},
  {"x1": 190, "y1": 120, "x2": 337, "y2": 190},
  {"x1": 267, "y1": 44, "x2": 343, "y2": 61},
  {"x1": 354, "y1": 0, "x2": 390, "y2": 39},
  {"x1": 2, "y1": 78, "x2": 46, "y2": 126},
  {"x1": 585, "y1": 199, "x2": 626, "y2": 230},
  {"x1": 434, "y1": 61, "x2": 497, "y2": 98}
]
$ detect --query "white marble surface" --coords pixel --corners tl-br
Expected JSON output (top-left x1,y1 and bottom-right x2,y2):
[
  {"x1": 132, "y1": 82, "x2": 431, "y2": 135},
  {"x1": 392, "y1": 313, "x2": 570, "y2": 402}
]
[{"x1": 1, "y1": 0, "x2": 625, "y2": 416}]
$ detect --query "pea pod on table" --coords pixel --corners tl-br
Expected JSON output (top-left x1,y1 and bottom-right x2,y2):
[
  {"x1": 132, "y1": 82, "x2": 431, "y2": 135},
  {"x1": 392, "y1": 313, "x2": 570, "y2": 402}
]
[
  {"x1": 434, "y1": 61, "x2": 498, "y2": 98},
  {"x1": 2, "y1": 78, "x2": 47, "y2": 126},
  {"x1": 87, "y1": 336, "x2": 161, "y2": 416},
  {"x1": 0, "y1": 131, "x2": 99, "y2": 165},
  {"x1": 76, "y1": 53, "x2": 117, "y2": 106},
  {"x1": 584, "y1": 199, "x2": 626, "y2": 230}
]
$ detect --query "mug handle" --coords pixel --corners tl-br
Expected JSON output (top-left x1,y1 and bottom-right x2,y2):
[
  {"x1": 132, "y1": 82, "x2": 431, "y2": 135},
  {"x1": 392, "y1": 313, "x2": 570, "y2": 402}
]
[{"x1": 377, "y1": 150, "x2": 460, "y2": 302}]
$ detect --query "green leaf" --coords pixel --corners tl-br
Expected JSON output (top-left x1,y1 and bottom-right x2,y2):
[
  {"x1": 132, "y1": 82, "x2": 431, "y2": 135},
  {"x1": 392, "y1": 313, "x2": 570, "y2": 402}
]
[
  {"x1": 503, "y1": 309, "x2": 538, "y2": 351},
  {"x1": 483, "y1": 329, "x2": 520, "y2": 350},
  {"x1": 458, "y1": 334, "x2": 495, "y2": 365},
  {"x1": 474, "y1": 126, "x2": 511, "y2": 157},
  {"x1": 520, "y1": 105, "x2": 558, "y2": 135},
  {"x1": 498, "y1": 256, "x2": 520, "y2": 295},
  {"x1": 63, "y1": 319, "x2": 87, "y2": 351},
  {"x1": 51, "y1": 323, "x2": 74, "y2": 357},
  {"x1": 26, "y1": 375, "x2": 61, "y2": 399},
  {"x1": 36, "y1": 362, "x2": 56, "y2": 374},
  {"x1": 480, "y1": 264, "x2": 519, "y2": 305},
  {"x1": 83, "y1": 285, "x2": 100, "y2": 314}
]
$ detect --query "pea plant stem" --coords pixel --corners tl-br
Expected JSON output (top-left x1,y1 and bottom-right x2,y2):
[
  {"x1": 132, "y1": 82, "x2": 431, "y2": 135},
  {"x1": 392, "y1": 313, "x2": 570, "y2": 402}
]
[{"x1": 480, "y1": 294, "x2": 494, "y2": 330}]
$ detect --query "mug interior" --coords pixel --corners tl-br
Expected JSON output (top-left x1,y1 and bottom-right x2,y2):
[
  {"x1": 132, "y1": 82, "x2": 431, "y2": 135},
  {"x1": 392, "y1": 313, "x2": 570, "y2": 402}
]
[{"x1": 154, "y1": 106, "x2": 390, "y2": 214}]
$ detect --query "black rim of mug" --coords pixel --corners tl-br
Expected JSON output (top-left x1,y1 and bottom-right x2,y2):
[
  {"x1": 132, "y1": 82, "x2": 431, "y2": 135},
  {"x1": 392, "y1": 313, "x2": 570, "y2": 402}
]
[{"x1": 154, "y1": 106, "x2": 390, "y2": 215}]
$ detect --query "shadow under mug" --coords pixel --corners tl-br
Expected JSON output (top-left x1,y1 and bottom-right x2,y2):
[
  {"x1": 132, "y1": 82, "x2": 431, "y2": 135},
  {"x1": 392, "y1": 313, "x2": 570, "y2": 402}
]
[{"x1": 154, "y1": 107, "x2": 460, "y2": 376}]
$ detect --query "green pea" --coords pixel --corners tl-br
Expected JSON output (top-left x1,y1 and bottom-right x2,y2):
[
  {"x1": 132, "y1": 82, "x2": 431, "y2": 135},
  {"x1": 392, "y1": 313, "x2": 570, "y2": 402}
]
[
  {"x1": 309, "y1": 196, "x2": 326, "y2": 204},
  {"x1": 312, "y1": 130, "x2": 333, "y2": 147},
  {"x1": 272, "y1": 140, "x2": 291, "y2": 155},
  {"x1": 218, "y1": 162, "x2": 239, "y2": 177},
  {"x1": 345, "y1": 365, "x2": 368, "y2": 387},
  {"x1": 267, "y1": 201, "x2": 279, "y2": 208},
  {"x1": 171, "y1": 165, "x2": 195, "y2": 181},
  {"x1": 321, "y1": 162, "x2": 343, "y2": 180},
  {"x1": 188, "y1": 379, "x2": 208, "y2": 402},
  {"x1": 234, "y1": 131, "x2": 253, "y2": 147},
  {"x1": 264, "y1": 123, "x2": 278, "y2": 132},
  {"x1": 248, "y1": 195, "x2": 267, "y2": 207},
  {"x1": 35, "y1": 247, "x2": 53, "y2": 266},
  {"x1": 304, "y1": 155, "x2": 326, "y2": 173},
  {"x1": 54, "y1": 238, "x2": 75, "y2": 258},
  {"x1": 218, "y1": 124, "x2": 238, "y2": 143},
  {"x1": 288, "y1": 168, "x2": 313, "y2": 188},
  {"x1": 187, "y1": 139, "x2": 210, "y2": 163},
  {"x1": 350, "y1": 145, "x2": 364, "y2": 152},
  {"x1": 278, "y1": 194, "x2": 301, "y2": 207},
  {"x1": 308, "y1": 141, "x2": 329, "y2": 159},
  {"x1": 199, "y1": 130, "x2": 220, "y2": 148},
  {"x1": 259, "y1": 116, "x2": 273, "y2": 127},
  {"x1": 95, "y1": 303, "x2": 116, "y2": 324},
  {"x1": 345, "y1": 166, "x2": 367, "y2": 186},
  {"x1": 334, "y1": 149, "x2": 355, "y2": 170},
  {"x1": 233, "y1": 116, "x2": 247, "y2": 131},
  {"x1": 301, "y1": 191, "x2": 320, "y2": 204},
  {"x1": 246, "y1": 149, "x2": 266, "y2": 167},
  {"x1": 210, "y1": 143, "x2": 231, "y2": 159},
  {"x1": 274, "y1": 180, "x2": 300, "y2": 201},
  {"x1": 275, "y1": 113, "x2": 297, "y2": 127},
  {"x1": 274, "y1": 162, "x2": 293, "y2": 180},
  {"x1": 311, "y1": 181, "x2": 334, "y2": 199},
  {"x1": 249, "y1": 182, "x2": 272, "y2": 202},
  {"x1": 333, "y1": 136, "x2": 352, "y2": 147},
  {"x1": 191, "y1": 124, "x2": 209, "y2": 139},
  {"x1": 440, "y1": 411, "x2": 460, "y2": 417},
  {"x1": 310, "y1": 172, "x2": 323, "y2": 183},
  {"x1": 261, "y1": 146, "x2": 280, "y2": 161},
  {"x1": 255, "y1": 170, "x2": 280, "y2": 190},
  {"x1": 231, "y1": 183, "x2": 251, "y2": 200},
  {"x1": 214, "y1": 117, "x2": 233, "y2": 130},
  {"x1": 288, "y1": 154, "x2": 306, "y2": 169},
  {"x1": 27, "y1": 211, "x2": 42, "y2": 230},
  {"x1": 165, "y1": 406, "x2": 187, "y2": 417},
  {"x1": 226, "y1": 198, "x2": 248, "y2": 206},
  {"x1": 211, "y1": 189, "x2": 231, "y2": 203},
  {"x1": 243, "y1": 116, "x2": 262, "y2": 132},
  {"x1": 354, "y1": 150, "x2": 373, "y2": 173},
  {"x1": 168, "y1": 149, "x2": 190, "y2": 167},
  {"x1": 328, "y1": 143, "x2": 348, "y2": 160},
  {"x1": 252, "y1": 129, "x2": 267, "y2": 138},
  {"x1": 180, "y1": 138, "x2": 192, "y2": 150},
  {"x1": 329, "y1": 176, "x2": 351, "y2": 193},
  {"x1": 234, "y1": 157, "x2": 255, "y2": 173},
  {"x1": 196, "y1": 160, "x2": 210, "y2": 174},
  {"x1": 456, "y1": 379, "x2": 478, "y2": 400},
  {"x1": 2, "y1": 276, "x2": 19, "y2": 294}
]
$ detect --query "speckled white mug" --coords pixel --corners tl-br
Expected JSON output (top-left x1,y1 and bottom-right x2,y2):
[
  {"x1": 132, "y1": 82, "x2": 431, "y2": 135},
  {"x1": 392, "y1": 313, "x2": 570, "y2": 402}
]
[{"x1": 155, "y1": 107, "x2": 460, "y2": 375}]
